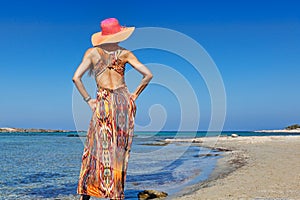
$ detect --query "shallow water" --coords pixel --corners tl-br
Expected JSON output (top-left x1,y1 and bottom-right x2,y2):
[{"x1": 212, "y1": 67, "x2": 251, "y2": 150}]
[{"x1": 0, "y1": 132, "x2": 220, "y2": 199}]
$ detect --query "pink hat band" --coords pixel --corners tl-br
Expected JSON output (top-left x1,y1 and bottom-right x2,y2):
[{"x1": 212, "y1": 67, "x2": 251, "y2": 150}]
[{"x1": 101, "y1": 18, "x2": 122, "y2": 36}]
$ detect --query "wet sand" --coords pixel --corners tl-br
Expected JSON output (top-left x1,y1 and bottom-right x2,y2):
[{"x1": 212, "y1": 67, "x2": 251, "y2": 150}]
[{"x1": 172, "y1": 136, "x2": 300, "y2": 199}]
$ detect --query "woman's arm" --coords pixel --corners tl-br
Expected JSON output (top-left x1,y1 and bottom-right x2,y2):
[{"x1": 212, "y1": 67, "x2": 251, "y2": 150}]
[
  {"x1": 72, "y1": 48, "x2": 97, "y2": 110},
  {"x1": 126, "y1": 51, "x2": 153, "y2": 100}
]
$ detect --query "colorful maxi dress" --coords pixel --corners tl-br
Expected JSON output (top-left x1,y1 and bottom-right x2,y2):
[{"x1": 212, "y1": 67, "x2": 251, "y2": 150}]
[{"x1": 77, "y1": 47, "x2": 136, "y2": 199}]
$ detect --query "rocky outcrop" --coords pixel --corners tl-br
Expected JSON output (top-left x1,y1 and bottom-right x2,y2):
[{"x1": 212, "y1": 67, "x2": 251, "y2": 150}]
[
  {"x1": 138, "y1": 190, "x2": 168, "y2": 199},
  {"x1": 285, "y1": 124, "x2": 300, "y2": 130}
]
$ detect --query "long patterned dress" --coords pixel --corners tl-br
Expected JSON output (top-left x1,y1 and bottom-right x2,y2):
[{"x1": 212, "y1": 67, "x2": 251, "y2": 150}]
[{"x1": 77, "y1": 47, "x2": 136, "y2": 199}]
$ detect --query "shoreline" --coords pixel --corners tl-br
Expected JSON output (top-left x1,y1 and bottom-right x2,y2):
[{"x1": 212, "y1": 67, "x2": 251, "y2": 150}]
[
  {"x1": 170, "y1": 136, "x2": 300, "y2": 199},
  {"x1": 170, "y1": 147, "x2": 246, "y2": 199}
]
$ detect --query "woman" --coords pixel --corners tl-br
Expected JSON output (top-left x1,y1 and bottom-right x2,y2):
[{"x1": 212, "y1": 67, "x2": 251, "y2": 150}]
[{"x1": 72, "y1": 18, "x2": 153, "y2": 200}]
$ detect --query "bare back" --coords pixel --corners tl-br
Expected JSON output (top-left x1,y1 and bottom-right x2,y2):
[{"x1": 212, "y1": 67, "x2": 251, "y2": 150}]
[
  {"x1": 73, "y1": 43, "x2": 152, "y2": 104},
  {"x1": 89, "y1": 47, "x2": 128, "y2": 90}
]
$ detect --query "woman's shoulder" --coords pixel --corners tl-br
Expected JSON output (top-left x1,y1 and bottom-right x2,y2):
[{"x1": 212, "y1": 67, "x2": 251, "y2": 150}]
[
  {"x1": 118, "y1": 47, "x2": 133, "y2": 58},
  {"x1": 85, "y1": 47, "x2": 97, "y2": 54},
  {"x1": 83, "y1": 47, "x2": 99, "y2": 59}
]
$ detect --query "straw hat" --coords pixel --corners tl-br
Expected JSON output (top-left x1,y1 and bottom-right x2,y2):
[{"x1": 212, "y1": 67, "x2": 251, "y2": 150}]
[{"x1": 91, "y1": 18, "x2": 135, "y2": 46}]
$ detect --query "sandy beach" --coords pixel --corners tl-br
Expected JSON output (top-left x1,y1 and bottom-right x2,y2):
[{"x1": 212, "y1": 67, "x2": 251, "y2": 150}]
[{"x1": 171, "y1": 136, "x2": 300, "y2": 200}]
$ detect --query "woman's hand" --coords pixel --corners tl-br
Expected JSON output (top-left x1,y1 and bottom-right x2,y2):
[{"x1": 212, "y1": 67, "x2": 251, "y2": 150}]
[{"x1": 87, "y1": 99, "x2": 97, "y2": 112}]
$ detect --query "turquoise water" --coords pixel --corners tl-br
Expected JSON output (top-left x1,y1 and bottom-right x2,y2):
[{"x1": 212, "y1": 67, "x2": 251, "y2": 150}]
[
  {"x1": 136, "y1": 131, "x2": 300, "y2": 138},
  {"x1": 1, "y1": 131, "x2": 299, "y2": 199}
]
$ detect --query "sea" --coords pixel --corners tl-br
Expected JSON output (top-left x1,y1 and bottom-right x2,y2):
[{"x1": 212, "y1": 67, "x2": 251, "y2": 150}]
[{"x1": 1, "y1": 131, "x2": 299, "y2": 200}]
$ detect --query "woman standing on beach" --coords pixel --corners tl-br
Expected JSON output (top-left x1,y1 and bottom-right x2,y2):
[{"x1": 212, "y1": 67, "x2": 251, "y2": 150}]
[{"x1": 72, "y1": 18, "x2": 153, "y2": 200}]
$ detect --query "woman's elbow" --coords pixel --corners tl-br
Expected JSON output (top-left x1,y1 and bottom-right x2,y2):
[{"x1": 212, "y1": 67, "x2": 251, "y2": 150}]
[
  {"x1": 72, "y1": 76, "x2": 80, "y2": 83},
  {"x1": 148, "y1": 73, "x2": 153, "y2": 81}
]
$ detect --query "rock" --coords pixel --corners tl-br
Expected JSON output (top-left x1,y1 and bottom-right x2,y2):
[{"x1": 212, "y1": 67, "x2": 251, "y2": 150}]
[
  {"x1": 213, "y1": 147, "x2": 231, "y2": 152},
  {"x1": 67, "y1": 134, "x2": 80, "y2": 137},
  {"x1": 140, "y1": 142, "x2": 169, "y2": 146},
  {"x1": 194, "y1": 153, "x2": 220, "y2": 157},
  {"x1": 138, "y1": 190, "x2": 168, "y2": 199},
  {"x1": 231, "y1": 133, "x2": 239, "y2": 138}
]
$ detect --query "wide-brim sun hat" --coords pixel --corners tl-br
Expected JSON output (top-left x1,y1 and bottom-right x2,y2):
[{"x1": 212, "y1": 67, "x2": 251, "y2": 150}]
[{"x1": 91, "y1": 18, "x2": 135, "y2": 46}]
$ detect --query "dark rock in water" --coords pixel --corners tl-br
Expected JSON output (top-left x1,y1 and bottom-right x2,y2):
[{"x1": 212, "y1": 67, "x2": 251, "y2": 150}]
[
  {"x1": 67, "y1": 134, "x2": 80, "y2": 137},
  {"x1": 131, "y1": 182, "x2": 140, "y2": 186},
  {"x1": 138, "y1": 190, "x2": 168, "y2": 199},
  {"x1": 67, "y1": 133, "x2": 87, "y2": 137},
  {"x1": 140, "y1": 142, "x2": 169, "y2": 146},
  {"x1": 194, "y1": 153, "x2": 220, "y2": 157},
  {"x1": 213, "y1": 147, "x2": 231, "y2": 152}
]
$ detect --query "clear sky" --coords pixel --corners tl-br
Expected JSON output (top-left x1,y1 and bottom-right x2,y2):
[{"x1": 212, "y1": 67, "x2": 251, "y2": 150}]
[{"x1": 0, "y1": 0, "x2": 299, "y2": 131}]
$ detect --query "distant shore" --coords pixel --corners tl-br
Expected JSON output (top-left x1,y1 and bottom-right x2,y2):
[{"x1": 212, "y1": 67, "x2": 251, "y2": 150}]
[
  {"x1": 2, "y1": 127, "x2": 300, "y2": 133},
  {"x1": 254, "y1": 128, "x2": 300, "y2": 133},
  {"x1": 0, "y1": 127, "x2": 78, "y2": 133},
  {"x1": 171, "y1": 136, "x2": 300, "y2": 199}
]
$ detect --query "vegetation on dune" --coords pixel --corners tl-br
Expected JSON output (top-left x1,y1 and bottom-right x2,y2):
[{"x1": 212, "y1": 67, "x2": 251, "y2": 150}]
[{"x1": 285, "y1": 124, "x2": 300, "y2": 130}]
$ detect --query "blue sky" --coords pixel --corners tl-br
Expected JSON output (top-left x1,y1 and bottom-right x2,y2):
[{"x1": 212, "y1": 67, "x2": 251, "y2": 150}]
[{"x1": 0, "y1": 0, "x2": 299, "y2": 131}]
